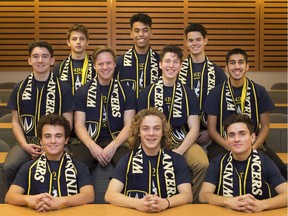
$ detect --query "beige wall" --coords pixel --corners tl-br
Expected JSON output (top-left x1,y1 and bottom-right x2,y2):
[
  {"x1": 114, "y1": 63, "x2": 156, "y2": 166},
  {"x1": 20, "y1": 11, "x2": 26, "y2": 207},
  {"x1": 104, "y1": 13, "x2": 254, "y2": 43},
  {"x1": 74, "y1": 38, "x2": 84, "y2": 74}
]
[{"x1": 1, "y1": 71, "x2": 287, "y2": 90}]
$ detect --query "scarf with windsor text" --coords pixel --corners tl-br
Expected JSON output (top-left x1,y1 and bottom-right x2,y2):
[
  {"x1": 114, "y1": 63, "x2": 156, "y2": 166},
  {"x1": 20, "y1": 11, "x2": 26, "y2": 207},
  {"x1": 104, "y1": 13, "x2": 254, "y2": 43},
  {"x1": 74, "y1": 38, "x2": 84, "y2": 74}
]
[
  {"x1": 124, "y1": 146, "x2": 177, "y2": 198},
  {"x1": 27, "y1": 152, "x2": 78, "y2": 196},
  {"x1": 58, "y1": 54, "x2": 94, "y2": 94},
  {"x1": 179, "y1": 56, "x2": 216, "y2": 128},
  {"x1": 118, "y1": 47, "x2": 160, "y2": 98},
  {"x1": 217, "y1": 150, "x2": 271, "y2": 199},
  {"x1": 17, "y1": 73, "x2": 61, "y2": 137},
  {"x1": 146, "y1": 77, "x2": 190, "y2": 148},
  {"x1": 85, "y1": 77, "x2": 126, "y2": 141},
  {"x1": 219, "y1": 78, "x2": 259, "y2": 136}
]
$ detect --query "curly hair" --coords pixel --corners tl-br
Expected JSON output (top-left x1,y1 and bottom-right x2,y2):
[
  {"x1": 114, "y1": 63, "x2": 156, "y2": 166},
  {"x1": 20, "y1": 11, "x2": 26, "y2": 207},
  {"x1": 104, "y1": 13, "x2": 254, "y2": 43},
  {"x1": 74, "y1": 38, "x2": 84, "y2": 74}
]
[
  {"x1": 128, "y1": 107, "x2": 172, "y2": 150},
  {"x1": 37, "y1": 113, "x2": 71, "y2": 139}
]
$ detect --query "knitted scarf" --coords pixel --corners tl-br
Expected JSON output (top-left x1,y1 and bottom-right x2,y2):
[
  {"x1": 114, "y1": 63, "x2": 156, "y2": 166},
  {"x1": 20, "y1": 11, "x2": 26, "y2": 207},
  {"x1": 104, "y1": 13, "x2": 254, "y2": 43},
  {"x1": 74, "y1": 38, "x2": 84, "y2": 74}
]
[{"x1": 124, "y1": 146, "x2": 177, "y2": 198}]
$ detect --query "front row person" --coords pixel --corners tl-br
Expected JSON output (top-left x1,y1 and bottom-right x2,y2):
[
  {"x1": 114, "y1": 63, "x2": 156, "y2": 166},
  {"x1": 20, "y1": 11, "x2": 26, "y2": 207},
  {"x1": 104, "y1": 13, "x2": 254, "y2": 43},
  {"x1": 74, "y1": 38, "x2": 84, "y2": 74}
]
[
  {"x1": 199, "y1": 114, "x2": 287, "y2": 213},
  {"x1": 105, "y1": 108, "x2": 192, "y2": 213},
  {"x1": 5, "y1": 114, "x2": 94, "y2": 212}
]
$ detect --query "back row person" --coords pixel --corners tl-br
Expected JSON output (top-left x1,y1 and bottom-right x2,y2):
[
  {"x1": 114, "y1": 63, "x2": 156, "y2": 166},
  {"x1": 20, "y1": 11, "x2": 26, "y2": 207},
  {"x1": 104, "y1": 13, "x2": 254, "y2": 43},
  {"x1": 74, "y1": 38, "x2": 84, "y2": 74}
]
[
  {"x1": 180, "y1": 23, "x2": 226, "y2": 146},
  {"x1": 4, "y1": 41, "x2": 75, "y2": 189},
  {"x1": 53, "y1": 23, "x2": 96, "y2": 95},
  {"x1": 115, "y1": 13, "x2": 161, "y2": 99}
]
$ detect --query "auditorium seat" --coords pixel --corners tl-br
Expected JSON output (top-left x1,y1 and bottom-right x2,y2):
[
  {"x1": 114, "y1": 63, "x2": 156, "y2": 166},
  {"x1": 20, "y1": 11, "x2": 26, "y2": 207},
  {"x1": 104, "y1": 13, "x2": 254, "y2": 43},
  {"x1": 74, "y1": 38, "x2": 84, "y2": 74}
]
[
  {"x1": 92, "y1": 164, "x2": 114, "y2": 204},
  {"x1": 271, "y1": 82, "x2": 288, "y2": 90},
  {"x1": 0, "y1": 82, "x2": 16, "y2": 89}
]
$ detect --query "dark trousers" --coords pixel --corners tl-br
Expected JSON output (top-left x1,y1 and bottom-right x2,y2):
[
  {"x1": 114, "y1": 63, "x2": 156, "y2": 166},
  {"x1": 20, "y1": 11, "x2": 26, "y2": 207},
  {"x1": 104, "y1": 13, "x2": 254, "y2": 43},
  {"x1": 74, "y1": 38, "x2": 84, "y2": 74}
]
[
  {"x1": 207, "y1": 142, "x2": 287, "y2": 180},
  {"x1": 69, "y1": 139, "x2": 129, "y2": 172}
]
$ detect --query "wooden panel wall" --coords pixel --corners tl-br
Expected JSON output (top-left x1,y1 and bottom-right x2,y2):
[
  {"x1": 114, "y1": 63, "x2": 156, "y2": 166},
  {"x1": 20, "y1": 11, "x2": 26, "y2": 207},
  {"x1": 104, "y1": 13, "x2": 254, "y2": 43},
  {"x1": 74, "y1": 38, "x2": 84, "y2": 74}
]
[
  {"x1": 260, "y1": 0, "x2": 287, "y2": 71},
  {"x1": 0, "y1": 0, "x2": 286, "y2": 72}
]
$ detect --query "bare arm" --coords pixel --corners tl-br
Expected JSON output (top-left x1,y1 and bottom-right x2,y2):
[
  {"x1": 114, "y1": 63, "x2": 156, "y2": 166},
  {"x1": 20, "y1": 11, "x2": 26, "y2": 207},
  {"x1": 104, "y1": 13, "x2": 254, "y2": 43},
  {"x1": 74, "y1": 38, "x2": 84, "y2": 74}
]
[
  {"x1": 199, "y1": 182, "x2": 253, "y2": 212},
  {"x1": 105, "y1": 179, "x2": 192, "y2": 212},
  {"x1": 62, "y1": 111, "x2": 73, "y2": 129},
  {"x1": 41, "y1": 185, "x2": 95, "y2": 210},
  {"x1": 248, "y1": 182, "x2": 288, "y2": 212},
  {"x1": 5, "y1": 184, "x2": 94, "y2": 211},
  {"x1": 74, "y1": 111, "x2": 105, "y2": 164},
  {"x1": 175, "y1": 115, "x2": 200, "y2": 155},
  {"x1": 253, "y1": 112, "x2": 270, "y2": 149},
  {"x1": 11, "y1": 110, "x2": 43, "y2": 158},
  {"x1": 102, "y1": 109, "x2": 136, "y2": 162},
  {"x1": 5, "y1": 185, "x2": 46, "y2": 209},
  {"x1": 207, "y1": 115, "x2": 230, "y2": 151}
]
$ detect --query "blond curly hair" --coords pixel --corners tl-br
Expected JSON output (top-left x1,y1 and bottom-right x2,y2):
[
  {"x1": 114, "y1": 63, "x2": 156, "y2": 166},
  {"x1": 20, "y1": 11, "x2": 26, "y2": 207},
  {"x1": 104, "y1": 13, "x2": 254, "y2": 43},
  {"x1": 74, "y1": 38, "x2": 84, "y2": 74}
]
[{"x1": 128, "y1": 107, "x2": 172, "y2": 150}]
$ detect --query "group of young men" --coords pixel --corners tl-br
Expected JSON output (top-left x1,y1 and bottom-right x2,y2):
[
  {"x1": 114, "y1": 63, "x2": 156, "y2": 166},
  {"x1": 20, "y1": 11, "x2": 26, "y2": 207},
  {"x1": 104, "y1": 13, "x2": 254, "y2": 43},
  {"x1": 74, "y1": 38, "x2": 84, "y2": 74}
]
[{"x1": 3, "y1": 13, "x2": 287, "y2": 213}]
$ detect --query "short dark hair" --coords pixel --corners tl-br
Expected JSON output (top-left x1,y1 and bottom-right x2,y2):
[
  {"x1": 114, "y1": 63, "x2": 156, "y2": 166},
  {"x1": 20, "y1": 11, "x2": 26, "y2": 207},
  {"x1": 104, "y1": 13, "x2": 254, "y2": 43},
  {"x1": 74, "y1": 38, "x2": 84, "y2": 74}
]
[
  {"x1": 184, "y1": 23, "x2": 207, "y2": 39},
  {"x1": 226, "y1": 48, "x2": 248, "y2": 65},
  {"x1": 37, "y1": 114, "x2": 71, "y2": 139},
  {"x1": 67, "y1": 23, "x2": 89, "y2": 40},
  {"x1": 224, "y1": 114, "x2": 254, "y2": 136},
  {"x1": 92, "y1": 45, "x2": 116, "y2": 64},
  {"x1": 160, "y1": 44, "x2": 183, "y2": 62},
  {"x1": 130, "y1": 13, "x2": 152, "y2": 29},
  {"x1": 28, "y1": 41, "x2": 54, "y2": 57}
]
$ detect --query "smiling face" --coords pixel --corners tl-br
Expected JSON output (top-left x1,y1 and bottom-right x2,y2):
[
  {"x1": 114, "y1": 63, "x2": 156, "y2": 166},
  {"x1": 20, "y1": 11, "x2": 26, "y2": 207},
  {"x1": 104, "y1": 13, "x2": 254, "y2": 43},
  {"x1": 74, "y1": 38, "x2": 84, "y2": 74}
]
[
  {"x1": 40, "y1": 124, "x2": 68, "y2": 161},
  {"x1": 94, "y1": 51, "x2": 115, "y2": 85},
  {"x1": 225, "y1": 122, "x2": 256, "y2": 161},
  {"x1": 160, "y1": 52, "x2": 181, "y2": 86},
  {"x1": 139, "y1": 115, "x2": 163, "y2": 156},
  {"x1": 67, "y1": 31, "x2": 89, "y2": 56},
  {"x1": 130, "y1": 21, "x2": 152, "y2": 53},
  {"x1": 226, "y1": 53, "x2": 249, "y2": 85},
  {"x1": 28, "y1": 47, "x2": 55, "y2": 75},
  {"x1": 186, "y1": 31, "x2": 207, "y2": 57}
]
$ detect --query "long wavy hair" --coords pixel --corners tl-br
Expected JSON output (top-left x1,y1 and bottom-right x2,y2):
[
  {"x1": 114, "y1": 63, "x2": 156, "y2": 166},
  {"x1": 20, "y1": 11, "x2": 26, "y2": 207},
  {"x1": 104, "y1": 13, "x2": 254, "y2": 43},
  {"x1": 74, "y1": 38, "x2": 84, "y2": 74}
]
[{"x1": 128, "y1": 107, "x2": 172, "y2": 150}]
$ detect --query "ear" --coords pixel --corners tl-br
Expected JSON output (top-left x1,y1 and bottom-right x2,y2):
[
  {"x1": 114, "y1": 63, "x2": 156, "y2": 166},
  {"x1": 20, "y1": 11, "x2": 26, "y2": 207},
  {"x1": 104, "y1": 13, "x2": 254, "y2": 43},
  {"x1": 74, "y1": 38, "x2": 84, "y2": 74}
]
[
  {"x1": 204, "y1": 37, "x2": 208, "y2": 46},
  {"x1": 64, "y1": 137, "x2": 69, "y2": 146},
  {"x1": 28, "y1": 57, "x2": 32, "y2": 66},
  {"x1": 66, "y1": 39, "x2": 71, "y2": 47},
  {"x1": 251, "y1": 133, "x2": 256, "y2": 145},
  {"x1": 246, "y1": 62, "x2": 249, "y2": 71},
  {"x1": 50, "y1": 57, "x2": 55, "y2": 66}
]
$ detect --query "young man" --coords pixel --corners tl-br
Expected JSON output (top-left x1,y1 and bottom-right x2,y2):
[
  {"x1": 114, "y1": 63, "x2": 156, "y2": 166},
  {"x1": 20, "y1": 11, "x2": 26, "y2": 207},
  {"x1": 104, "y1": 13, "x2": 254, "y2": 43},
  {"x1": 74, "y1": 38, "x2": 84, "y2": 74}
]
[
  {"x1": 4, "y1": 41, "x2": 74, "y2": 189},
  {"x1": 138, "y1": 44, "x2": 208, "y2": 203},
  {"x1": 204, "y1": 48, "x2": 287, "y2": 179},
  {"x1": 53, "y1": 23, "x2": 96, "y2": 95},
  {"x1": 115, "y1": 13, "x2": 161, "y2": 98},
  {"x1": 105, "y1": 108, "x2": 192, "y2": 213},
  {"x1": 199, "y1": 114, "x2": 287, "y2": 213},
  {"x1": 73, "y1": 46, "x2": 136, "y2": 170},
  {"x1": 180, "y1": 23, "x2": 226, "y2": 146},
  {"x1": 5, "y1": 114, "x2": 94, "y2": 212}
]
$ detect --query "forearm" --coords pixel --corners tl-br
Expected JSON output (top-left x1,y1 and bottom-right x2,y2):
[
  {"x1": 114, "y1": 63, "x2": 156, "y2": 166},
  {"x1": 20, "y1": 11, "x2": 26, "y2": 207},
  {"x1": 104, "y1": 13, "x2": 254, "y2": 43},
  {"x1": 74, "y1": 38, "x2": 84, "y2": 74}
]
[
  {"x1": 56, "y1": 186, "x2": 94, "y2": 208},
  {"x1": 253, "y1": 127, "x2": 269, "y2": 149},
  {"x1": 105, "y1": 191, "x2": 138, "y2": 209},
  {"x1": 259, "y1": 193, "x2": 287, "y2": 211},
  {"x1": 12, "y1": 122, "x2": 28, "y2": 149},
  {"x1": 74, "y1": 124, "x2": 97, "y2": 149},
  {"x1": 178, "y1": 129, "x2": 199, "y2": 154},
  {"x1": 110, "y1": 125, "x2": 130, "y2": 149},
  {"x1": 200, "y1": 192, "x2": 229, "y2": 208},
  {"x1": 166, "y1": 192, "x2": 192, "y2": 208},
  {"x1": 5, "y1": 193, "x2": 29, "y2": 206},
  {"x1": 208, "y1": 129, "x2": 229, "y2": 151}
]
